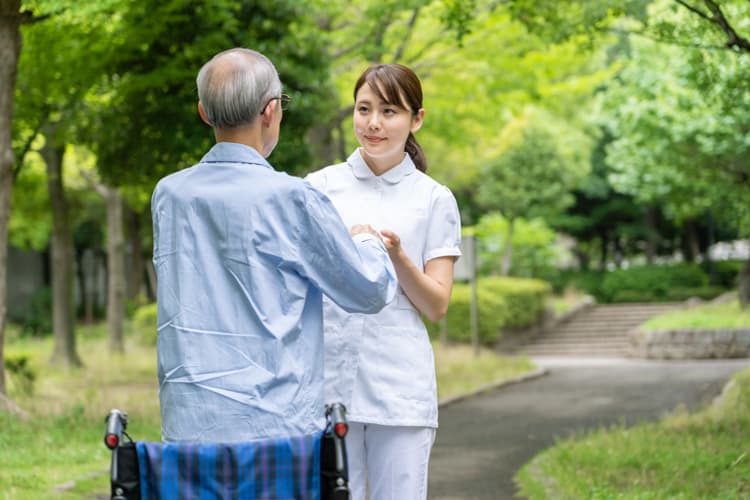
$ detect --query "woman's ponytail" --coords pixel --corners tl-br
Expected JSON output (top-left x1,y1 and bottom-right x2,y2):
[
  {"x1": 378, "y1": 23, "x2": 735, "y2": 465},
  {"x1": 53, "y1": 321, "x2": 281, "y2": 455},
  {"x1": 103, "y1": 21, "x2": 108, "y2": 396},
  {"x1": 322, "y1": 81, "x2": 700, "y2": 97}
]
[{"x1": 406, "y1": 132, "x2": 427, "y2": 173}]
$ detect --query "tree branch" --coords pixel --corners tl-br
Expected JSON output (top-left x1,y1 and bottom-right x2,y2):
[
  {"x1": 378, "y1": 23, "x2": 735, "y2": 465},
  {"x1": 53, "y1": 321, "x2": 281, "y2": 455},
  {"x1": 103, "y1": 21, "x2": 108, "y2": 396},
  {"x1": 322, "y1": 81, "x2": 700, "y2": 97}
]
[
  {"x1": 391, "y1": 8, "x2": 421, "y2": 63},
  {"x1": 672, "y1": 0, "x2": 712, "y2": 22},
  {"x1": 702, "y1": 0, "x2": 750, "y2": 52},
  {"x1": 18, "y1": 8, "x2": 59, "y2": 25},
  {"x1": 604, "y1": 26, "x2": 737, "y2": 52}
]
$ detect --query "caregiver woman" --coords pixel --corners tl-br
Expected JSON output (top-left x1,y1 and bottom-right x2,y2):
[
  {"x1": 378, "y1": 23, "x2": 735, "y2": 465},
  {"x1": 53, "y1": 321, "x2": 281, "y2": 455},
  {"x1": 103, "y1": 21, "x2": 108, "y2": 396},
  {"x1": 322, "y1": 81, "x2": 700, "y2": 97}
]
[{"x1": 306, "y1": 63, "x2": 461, "y2": 500}]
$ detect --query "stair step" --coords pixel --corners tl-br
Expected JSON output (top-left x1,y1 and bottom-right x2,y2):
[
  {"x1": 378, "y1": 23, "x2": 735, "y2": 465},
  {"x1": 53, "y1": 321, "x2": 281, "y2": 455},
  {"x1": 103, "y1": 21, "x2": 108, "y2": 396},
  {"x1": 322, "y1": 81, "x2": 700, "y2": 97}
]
[{"x1": 512, "y1": 302, "x2": 680, "y2": 357}]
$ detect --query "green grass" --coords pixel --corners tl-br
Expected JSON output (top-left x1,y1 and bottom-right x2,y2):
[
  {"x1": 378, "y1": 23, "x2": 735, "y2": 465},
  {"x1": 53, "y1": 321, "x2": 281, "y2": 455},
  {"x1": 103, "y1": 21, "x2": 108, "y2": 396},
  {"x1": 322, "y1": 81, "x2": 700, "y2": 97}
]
[
  {"x1": 433, "y1": 342, "x2": 536, "y2": 400},
  {"x1": 1, "y1": 321, "x2": 535, "y2": 498},
  {"x1": 515, "y1": 363, "x2": 750, "y2": 499},
  {"x1": 642, "y1": 299, "x2": 750, "y2": 331}
]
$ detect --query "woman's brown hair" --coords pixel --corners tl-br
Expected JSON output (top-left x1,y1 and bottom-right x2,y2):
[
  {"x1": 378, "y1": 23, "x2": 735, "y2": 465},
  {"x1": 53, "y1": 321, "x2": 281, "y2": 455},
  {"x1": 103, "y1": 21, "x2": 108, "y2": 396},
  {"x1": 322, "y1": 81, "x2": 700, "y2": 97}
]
[{"x1": 353, "y1": 64, "x2": 427, "y2": 172}]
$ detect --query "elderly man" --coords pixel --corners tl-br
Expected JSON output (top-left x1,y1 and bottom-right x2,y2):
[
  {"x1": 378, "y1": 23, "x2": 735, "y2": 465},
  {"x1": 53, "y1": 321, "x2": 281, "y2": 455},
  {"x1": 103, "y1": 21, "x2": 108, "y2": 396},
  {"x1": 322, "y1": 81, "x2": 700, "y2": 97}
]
[{"x1": 151, "y1": 48, "x2": 397, "y2": 443}]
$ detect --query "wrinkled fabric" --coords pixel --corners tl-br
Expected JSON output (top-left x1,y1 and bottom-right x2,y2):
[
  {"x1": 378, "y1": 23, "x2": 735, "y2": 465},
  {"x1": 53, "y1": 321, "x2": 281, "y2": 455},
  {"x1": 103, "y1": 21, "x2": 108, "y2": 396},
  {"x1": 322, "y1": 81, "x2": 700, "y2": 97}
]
[
  {"x1": 152, "y1": 142, "x2": 397, "y2": 443},
  {"x1": 135, "y1": 432, "x2": 321, "y2": 500},
  {"x1": 306, "y1": 150, "x2": 461, "y2": 428}
]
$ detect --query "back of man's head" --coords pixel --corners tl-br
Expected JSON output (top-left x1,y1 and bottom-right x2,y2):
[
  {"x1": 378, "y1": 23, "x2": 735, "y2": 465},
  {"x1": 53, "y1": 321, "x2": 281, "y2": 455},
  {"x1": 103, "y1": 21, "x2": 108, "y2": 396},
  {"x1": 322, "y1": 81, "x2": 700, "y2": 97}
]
[{"x1": 196, "y1": 48, "x2": 282, "y2": 129}]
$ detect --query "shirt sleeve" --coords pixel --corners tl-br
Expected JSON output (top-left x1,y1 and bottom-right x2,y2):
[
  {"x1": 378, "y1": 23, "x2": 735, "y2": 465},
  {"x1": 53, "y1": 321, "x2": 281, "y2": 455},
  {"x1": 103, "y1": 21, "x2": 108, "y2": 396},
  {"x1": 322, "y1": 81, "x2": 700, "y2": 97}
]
[
  {"x1": 424, "y1": 185, "x2": 462, "y2": 263},
  {"x1": 303, "y1": 169, "x2": 326, "y2": 191},
  {"x1": 293, "y1": 183, "x2": 397, "y2": 313}
]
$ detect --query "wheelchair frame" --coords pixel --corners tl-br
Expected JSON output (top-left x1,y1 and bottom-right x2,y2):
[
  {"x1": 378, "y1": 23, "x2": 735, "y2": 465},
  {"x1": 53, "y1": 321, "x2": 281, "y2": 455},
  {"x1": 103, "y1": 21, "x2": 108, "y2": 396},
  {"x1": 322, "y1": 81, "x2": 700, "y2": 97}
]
[{"x1": 104, "y1": 404, "x2": 350, "y2": 500}]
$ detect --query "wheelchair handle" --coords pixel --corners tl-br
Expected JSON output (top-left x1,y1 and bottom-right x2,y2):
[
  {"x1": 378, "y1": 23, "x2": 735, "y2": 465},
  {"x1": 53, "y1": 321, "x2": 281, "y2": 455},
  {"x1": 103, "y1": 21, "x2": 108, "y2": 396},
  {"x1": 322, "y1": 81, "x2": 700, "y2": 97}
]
[
  {"x1": 104, "y1": 409, "x2": 128, "y2": 450},
  {"x1": 326, "y1": 403, "x2": 348, "y2": 438}
]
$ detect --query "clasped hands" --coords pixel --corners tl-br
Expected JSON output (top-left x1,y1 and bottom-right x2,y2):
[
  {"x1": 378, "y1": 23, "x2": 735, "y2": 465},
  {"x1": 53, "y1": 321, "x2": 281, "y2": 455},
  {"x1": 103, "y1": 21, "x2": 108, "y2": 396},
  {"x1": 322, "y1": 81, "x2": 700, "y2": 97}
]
[{"x1": 350, "y1": 224, "x2": 401, "y2": 253}]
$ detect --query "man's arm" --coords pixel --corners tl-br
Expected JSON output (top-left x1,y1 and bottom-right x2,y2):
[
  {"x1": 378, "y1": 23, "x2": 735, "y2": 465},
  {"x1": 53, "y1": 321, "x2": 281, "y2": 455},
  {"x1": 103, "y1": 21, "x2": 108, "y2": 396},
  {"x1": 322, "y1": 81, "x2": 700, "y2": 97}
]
[{"x1": 294, "y1": 186, "x2": 397, "y2": 314}]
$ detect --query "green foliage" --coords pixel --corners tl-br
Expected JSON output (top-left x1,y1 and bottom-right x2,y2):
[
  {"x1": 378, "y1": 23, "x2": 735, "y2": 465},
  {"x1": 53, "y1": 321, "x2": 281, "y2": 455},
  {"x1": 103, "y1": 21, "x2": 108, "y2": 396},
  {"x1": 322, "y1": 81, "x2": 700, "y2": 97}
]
[
  {"x1": 427, "y1": 276, "x2": 550, "y2": 344},
  {"x1": 476, "y1": 107, "x2": 590, "y2": 222},
  {"x1": 132, "y1": 302, "x2": 158, "y2": 346},
  {"x1": 553, "y1": 266, "x2": 730, "y2": 304},
  {"x1": 600, "y1": 4, "x2": 750, "y2": 236},
  {"x1": 474, "y1": 213, "x2": 570, "y2": 279},
  {"x1": 706, "y1": 260, "x2": 745, "y2": 289},
  {"x1": 3, "y1": 353, "x2": 36, "y2": 396},
  {"x1": 549, "y1": 269, "x2": 606, "y2": 296},
  {"x1": 516, "y1": 362, "x2": 750, "y2": 499},
  {"x1": 506, "y1": 0, "x2": 650, "y2": 45},
  {"x1": 91, "y1": 0, "x2": 335, "y2": 186},
  {"x1": 8, "y1": 158, "x2": 51, "y2": 250},
  {"x1": 599, "y1": 264, "x2": 708, "y2": 303}
]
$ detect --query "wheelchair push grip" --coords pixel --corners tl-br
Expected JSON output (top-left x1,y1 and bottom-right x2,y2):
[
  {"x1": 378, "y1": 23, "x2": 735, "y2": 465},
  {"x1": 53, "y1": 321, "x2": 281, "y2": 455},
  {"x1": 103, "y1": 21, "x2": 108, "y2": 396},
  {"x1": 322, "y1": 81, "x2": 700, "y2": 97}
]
[
  {"x1": 104, "y1": 409, "x2": 128, "y2": 450},
  {"x1": 327, "y1": 402, "x2": 348, "y2": 438}
]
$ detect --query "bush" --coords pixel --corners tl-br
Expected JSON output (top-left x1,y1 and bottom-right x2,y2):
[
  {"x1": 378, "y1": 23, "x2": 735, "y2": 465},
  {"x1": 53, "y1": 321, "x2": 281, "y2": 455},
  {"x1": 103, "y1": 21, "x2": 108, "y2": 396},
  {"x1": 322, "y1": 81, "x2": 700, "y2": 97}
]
[
  {"x1": 481, "y1": 276, "x2": 550, "y2": 329},
  {"x1": 427, "y1": 276, "x2": 550, "y2": 345},
  {"x1": 704, "y1": 259, "x2": 744, "y2": 288},
  {"x1": 132, "y1": 302, "x2": 158, "y2": 345},
  {"x1": 598, "y1": 264, "x2": 708, "y2": 303},
  {"x1": 548, "y1": 269, "x2": 605, "y2": 297}
]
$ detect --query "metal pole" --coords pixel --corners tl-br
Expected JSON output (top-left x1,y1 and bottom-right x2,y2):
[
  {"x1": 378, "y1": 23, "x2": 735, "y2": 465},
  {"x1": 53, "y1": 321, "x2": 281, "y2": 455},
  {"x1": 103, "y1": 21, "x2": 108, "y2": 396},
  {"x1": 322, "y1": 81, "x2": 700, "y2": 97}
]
[{"x1": 468, "y1": 236, "x2": 479, "y2": 357}]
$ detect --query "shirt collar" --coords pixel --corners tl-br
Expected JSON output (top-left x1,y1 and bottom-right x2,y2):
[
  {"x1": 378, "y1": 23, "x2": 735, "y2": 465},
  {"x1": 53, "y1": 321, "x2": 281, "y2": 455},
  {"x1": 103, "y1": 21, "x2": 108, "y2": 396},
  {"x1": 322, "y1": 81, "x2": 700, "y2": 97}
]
[
  {"x1": 200, "y1": 141, "x2": 273, "y2": 169},
  {"x1": 347, "y1": 149, "x2": 416, "y2": 184}
]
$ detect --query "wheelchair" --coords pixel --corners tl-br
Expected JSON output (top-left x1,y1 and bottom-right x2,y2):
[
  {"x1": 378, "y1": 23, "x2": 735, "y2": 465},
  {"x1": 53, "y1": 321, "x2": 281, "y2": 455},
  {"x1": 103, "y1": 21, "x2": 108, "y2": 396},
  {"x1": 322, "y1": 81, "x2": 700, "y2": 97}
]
[{"x1": 104, "y1": 404, "x2": 350, "y2": 499}]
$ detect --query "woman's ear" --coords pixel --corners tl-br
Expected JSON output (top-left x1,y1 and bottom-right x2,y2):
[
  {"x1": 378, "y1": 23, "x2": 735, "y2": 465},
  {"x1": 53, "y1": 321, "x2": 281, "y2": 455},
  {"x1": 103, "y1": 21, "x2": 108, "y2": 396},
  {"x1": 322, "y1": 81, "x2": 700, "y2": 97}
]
[
  {"x1": 411, "y1": 108, "x2": 425, "y2": 133},
  {"x1": 197, "y1": 101, "x2": 212, "y2": 126}
]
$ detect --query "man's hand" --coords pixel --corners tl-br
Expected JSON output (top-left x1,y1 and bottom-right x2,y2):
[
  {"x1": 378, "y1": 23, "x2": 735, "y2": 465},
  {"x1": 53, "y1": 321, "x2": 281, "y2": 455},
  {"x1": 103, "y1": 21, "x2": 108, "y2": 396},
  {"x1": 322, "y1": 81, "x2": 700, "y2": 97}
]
[{"x1": 350, "y1": 224, "x2": 383, "y2": 240}]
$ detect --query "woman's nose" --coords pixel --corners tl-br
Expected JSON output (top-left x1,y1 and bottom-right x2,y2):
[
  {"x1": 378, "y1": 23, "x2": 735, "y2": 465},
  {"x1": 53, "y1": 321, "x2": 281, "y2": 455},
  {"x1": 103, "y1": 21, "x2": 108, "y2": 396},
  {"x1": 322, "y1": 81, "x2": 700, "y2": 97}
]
[{"x1": 368, "y1": 113, "x2": 380, "y2": 129}]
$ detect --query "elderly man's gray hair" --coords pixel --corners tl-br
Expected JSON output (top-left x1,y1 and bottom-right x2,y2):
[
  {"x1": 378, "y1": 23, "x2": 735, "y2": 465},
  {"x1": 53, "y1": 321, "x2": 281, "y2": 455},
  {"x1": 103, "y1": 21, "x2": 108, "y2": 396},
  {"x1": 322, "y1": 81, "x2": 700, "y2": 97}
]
[{"x1": 196, "y1": 48, "x2": 282, "y2": 129}]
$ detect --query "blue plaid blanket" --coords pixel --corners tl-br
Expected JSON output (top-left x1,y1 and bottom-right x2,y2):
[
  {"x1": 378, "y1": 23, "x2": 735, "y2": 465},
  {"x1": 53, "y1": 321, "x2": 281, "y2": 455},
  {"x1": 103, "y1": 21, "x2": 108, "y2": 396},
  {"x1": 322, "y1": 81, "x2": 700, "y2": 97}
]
[{"x1": 134, "y1": 433, "x2": 322, "y2": 500}]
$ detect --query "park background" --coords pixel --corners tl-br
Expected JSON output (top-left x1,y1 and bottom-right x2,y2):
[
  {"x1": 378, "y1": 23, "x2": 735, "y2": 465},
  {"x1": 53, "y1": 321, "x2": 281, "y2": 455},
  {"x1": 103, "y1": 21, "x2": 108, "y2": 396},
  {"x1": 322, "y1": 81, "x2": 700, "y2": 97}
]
[{"x1": 1, "y1": 0, "x2": 749, "y2": 498}]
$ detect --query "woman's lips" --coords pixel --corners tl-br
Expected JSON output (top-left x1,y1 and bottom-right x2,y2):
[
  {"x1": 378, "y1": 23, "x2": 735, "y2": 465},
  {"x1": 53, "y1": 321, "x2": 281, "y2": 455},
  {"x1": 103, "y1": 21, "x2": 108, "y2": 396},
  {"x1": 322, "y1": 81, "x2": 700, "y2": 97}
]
[{"x1": 365, "y1": 136, "x2": 385, "y2": 143}]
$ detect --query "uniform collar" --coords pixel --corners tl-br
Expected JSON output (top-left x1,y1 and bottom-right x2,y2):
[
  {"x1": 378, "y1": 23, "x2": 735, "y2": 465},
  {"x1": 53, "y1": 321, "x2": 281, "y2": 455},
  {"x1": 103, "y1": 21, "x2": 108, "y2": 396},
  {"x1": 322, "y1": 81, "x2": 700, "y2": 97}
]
[
  {"x1": 348, "y1": 149, "x2": 416, "y2": 184},
  {"x1": 200, "y1": 141, "x2": 273, "y2": 169}
]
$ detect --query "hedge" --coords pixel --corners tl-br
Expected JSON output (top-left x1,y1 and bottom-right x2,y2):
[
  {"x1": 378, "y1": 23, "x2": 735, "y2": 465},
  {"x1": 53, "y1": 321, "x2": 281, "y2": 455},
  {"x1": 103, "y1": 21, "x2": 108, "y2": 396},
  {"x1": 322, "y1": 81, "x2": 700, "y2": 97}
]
[{"x1": 426, "y1": 276, "x2": 551, "y2": 345}]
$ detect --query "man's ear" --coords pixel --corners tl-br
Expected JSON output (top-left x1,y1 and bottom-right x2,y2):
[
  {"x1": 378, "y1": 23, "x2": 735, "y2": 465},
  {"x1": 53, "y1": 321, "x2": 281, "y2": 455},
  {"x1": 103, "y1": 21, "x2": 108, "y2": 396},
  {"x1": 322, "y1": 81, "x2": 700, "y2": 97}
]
[
  {"x1": 260, "y1": 101, "x2": 276, "y2": 128},
  {"x1": 197, "y1": 101, "x2": 212, "y2": 125}
]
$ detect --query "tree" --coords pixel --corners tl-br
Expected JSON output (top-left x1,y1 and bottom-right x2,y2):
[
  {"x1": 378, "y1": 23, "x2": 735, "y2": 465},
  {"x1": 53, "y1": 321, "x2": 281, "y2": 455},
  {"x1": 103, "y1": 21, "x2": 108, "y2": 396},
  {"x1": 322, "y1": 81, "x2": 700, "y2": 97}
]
[
  {"x1": 13, "y1": 1, "x2": 118, "y2": 365},
  {"x1": 77, "y1": 0, "x2": 339, "y2": 350},
  {"x1": 476, "y1": 108, "x2": 591, "y2": 275},
  {"x1": 0, "y1": 0, "x2": 23, "y2": 404},
  {"x1": 599, "y1": 4, "x2": 750, "y2": 305}
]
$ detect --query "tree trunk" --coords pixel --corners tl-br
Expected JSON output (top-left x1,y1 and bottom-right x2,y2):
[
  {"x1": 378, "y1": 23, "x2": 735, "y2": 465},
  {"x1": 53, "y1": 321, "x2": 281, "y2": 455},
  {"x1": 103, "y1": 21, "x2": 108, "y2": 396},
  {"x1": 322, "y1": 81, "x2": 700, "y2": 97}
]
[
  {"x1": 42, "y1": 131, "x2": 82, "y2": 367},
  {"x1": 0, "y1": 0, "x2": 22, "y2": 401},
  {"x1": 500, "y1": 218, "x2": 515, "y2": 276},
  {"x1": 104, "y1": 186, "x2": 126, "y2": 353},
  {"x1": 739, "y1": 253, "x2": 750, "y2": 309},
  {"x1": 644, "y1": 206, "x2": 658, "y2": 265},
  {"x1": 79, "y1": 248, "x2": 97, "y2": 323},
  {"x1": 683, "y1": 219, "x2": 701, "y2": 263},
  {"x1": 125, "y1": 206, "x2": 143, "y2": 301}
]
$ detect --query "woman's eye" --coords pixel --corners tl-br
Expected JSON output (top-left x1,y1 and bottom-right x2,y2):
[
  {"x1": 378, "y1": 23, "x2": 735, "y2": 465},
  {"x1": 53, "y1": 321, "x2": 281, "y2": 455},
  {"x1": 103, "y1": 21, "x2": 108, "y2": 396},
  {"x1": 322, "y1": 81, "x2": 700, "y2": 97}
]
[
  {"x1": 357, "y1": 106, "x2": 369, "y2": 113},
  {"x1": 384, "y1": 108, "x2": 397, "y2": 115}
]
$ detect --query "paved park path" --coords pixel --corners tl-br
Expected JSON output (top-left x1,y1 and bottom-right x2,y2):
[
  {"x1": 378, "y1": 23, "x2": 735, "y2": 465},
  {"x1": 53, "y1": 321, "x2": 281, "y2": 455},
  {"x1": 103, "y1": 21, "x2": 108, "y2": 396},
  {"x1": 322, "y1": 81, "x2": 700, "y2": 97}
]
[{"x1": 428, "y1": 356, "x2": 749, "y2": 500}]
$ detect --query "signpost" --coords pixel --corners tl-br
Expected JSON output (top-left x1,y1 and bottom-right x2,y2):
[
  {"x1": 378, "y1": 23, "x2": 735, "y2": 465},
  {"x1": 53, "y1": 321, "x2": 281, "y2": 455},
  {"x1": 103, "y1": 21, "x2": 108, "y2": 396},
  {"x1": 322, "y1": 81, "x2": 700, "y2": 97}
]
[{"x1": 453, "y1": 235, "x2": 479, "y2": 357}]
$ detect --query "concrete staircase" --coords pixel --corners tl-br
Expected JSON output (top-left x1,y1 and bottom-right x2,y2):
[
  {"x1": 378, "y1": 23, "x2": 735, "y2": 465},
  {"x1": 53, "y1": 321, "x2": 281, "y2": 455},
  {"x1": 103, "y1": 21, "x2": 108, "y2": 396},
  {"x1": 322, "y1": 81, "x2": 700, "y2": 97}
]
[{"x1": 518, "y1": 303, "x2": 682, "y2": 357}]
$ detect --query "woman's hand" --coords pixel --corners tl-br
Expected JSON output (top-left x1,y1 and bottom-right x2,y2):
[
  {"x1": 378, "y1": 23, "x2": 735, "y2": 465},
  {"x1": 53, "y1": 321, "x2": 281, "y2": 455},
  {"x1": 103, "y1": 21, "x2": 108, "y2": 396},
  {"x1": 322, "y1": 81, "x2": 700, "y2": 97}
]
[
  {"x1": 379, "y1": 229, "x2": 402, "y2": 255},
  {"x1": 378, "y1": 228, "x2": 454, "y2": 322}
]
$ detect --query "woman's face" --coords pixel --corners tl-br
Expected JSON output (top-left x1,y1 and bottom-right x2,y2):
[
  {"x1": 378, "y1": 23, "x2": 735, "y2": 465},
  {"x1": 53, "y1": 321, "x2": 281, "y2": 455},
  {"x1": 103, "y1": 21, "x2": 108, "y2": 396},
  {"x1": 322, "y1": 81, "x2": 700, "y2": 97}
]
[{"x1": 353, "y1": 82, "x2": 423, "y2": 169}]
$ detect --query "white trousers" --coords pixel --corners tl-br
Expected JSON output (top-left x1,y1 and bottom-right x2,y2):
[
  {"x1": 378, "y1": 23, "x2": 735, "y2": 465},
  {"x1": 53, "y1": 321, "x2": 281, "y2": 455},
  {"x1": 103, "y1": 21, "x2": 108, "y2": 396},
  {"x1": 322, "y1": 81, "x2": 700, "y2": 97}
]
[{"x1": 346, "y1": 422, "x2": 436, "y2": 500}]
